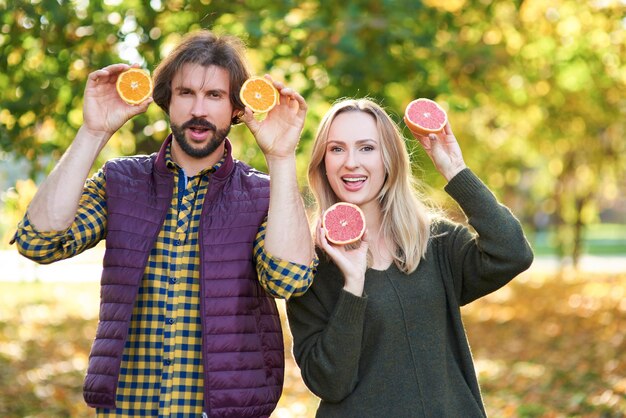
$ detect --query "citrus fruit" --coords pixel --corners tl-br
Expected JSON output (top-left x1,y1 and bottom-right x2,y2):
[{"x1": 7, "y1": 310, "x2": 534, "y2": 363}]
[
  {"x1": 239, "y1": 76, "x2": 279, "y2": 113},
  {"x1": 403, "y1": 98, "x2": 447, "y2": 135},
  {"x1": 322, "y1": 202, "x2": 366, "y2": 245},
  {"x1": 116, "y1": 68, "x2": 153, "y2": 105}
]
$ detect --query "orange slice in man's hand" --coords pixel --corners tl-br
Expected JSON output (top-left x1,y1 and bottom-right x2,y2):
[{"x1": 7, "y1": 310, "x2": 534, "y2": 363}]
[
  {"x1": 116, "y1": 68, "x2": 153, "y2": 105},
  {"x1": 239, "y1": 76, "x2": 279, "y2": 113}
]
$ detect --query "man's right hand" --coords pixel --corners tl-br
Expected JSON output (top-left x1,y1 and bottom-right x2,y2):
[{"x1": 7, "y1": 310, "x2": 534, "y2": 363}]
[
  {"x1": 83, "y1": 64, "x2": 153, "y2": 138},
  {"x1": 25, "y1": 64, "x2": 152, "y2": 232}
]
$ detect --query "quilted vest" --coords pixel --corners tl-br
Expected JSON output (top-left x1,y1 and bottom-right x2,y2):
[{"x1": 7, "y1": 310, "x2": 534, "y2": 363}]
[{"x1": 83, "y1": 136, "x2": 284, "y2": 418}]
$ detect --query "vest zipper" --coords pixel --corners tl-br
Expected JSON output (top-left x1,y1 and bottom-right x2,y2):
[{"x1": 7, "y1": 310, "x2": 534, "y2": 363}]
[{"x1": 199, "y1": 175, "x2": 211, "y2": 416}]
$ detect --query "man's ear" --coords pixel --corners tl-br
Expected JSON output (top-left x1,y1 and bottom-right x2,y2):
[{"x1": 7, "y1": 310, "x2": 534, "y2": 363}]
[{"x1": 231, "y1": 108, "x2": 245, "y2": 125}]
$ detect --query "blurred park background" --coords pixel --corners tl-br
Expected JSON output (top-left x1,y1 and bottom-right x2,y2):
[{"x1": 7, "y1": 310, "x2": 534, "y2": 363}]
[{"x1": 0, "y1": 0, "x2": 625, "y2": 416}]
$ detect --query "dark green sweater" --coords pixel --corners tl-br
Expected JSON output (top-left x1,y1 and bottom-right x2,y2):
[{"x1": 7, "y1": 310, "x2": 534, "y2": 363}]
[{"x1": 286, "y1": 169, "x2": 534, "y2": 417}]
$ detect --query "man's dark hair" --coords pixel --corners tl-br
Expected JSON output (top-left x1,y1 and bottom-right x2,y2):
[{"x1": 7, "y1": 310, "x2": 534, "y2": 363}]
[{"x1": 152, "y1": 30, "x2": 250, "y2": 124}]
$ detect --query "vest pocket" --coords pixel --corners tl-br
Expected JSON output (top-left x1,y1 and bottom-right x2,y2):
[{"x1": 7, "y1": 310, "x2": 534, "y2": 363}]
[{"x1": 252, "y1": 299, "x2": 275, "y2": 382}]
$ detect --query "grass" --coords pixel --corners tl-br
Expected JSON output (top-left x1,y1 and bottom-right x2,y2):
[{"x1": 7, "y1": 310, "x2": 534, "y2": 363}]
[{"x1": 530, "y1": 223, "x2": 626, "y2": 256}]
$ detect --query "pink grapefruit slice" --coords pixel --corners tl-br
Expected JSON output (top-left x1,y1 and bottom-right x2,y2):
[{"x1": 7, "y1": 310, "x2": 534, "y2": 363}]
[
  {"x1": 322, "y1": 202, "x2": 366, "y2": 245},
  {"x1": 403, "y1": 98, "x2": 447, "y2": 135}
]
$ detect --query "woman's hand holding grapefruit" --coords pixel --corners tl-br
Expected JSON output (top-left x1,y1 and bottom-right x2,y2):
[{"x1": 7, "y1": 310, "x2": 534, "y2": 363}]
[
  {"x1": 316, "y1": 220, "x2": 369, "y2": 297},
  {"x1": 404, "y1": 99, "x2": 466, "y2": 181},
  {"x1": 413, "y1": 122, "x2": 467, "y2": 181}
]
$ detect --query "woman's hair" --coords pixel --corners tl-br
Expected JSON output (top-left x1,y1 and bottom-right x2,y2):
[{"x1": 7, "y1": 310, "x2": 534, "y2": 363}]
[
  {"x1": 152, "y1": 30, "x2": 250, "y2": 124},
  {"x1": 308, "y1": 98, "x2": 436, "y2": 273}
]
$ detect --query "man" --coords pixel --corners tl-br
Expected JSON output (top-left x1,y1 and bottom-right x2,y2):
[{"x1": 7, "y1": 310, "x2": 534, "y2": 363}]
[{"x1": 11, "y1": 30, "x2": 315, "y2": 417}]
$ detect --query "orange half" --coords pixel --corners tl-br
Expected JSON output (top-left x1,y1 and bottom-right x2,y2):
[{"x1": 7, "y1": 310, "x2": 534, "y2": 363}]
[
  {"x1": 116, "y1": 68, "x2": 153, "y2": 105},
  {"x1": 239, "y1": 76, "x2": 279, "y2": 113}
]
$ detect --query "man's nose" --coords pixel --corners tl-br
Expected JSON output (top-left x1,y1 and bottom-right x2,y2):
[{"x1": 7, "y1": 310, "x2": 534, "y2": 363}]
[{"x1": 190, "y1": 97, "x2": 208, "y2": 118}]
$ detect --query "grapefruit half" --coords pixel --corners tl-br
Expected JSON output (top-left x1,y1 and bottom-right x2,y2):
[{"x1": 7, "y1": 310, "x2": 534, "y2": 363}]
[
  {"x1": 404, "y1": 98, "x2": 447, "y2": 135},
  {"x1": 322, "y1": 202, "x2": 366, "y2": 245}
]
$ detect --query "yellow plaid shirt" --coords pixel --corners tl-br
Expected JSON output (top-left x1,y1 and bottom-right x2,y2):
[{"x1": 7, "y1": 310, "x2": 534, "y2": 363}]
[{"x1": 13, "y1": 146, "x2": 316, "y2": 417}]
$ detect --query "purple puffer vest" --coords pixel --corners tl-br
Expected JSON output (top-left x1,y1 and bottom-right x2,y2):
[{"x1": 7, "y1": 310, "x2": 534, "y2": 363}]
[{"x1": 83, "y1": 136, "x2": 284, "y2": 418}]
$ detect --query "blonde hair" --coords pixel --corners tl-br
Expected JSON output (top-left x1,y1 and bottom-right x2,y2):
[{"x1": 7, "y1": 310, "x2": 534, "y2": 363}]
[{"x1": 308, "y1": 98, "x2": 436, "y2": 274}]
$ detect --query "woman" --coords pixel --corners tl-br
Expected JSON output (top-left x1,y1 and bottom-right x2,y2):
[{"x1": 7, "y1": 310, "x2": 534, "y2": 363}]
[{"x1": 286, "y1": 98, "x2": 534, "y2": 417}]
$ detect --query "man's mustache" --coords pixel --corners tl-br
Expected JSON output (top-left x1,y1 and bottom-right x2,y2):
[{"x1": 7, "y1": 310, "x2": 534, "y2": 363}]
[{"x1": 181, "y1": 118, "x2": 216, "y2": 132}]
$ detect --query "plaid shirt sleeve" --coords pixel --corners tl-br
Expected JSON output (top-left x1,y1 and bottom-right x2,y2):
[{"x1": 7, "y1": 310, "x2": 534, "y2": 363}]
[
  {"x1": 254, "y1": 219, "x2": 318, "y2": 299},
  {"x1": 11, "y1": 169, "x2": 107, "y2": 264}
]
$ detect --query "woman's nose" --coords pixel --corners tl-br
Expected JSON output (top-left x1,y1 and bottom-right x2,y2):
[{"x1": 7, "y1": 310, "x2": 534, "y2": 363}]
[{"x1": 344, "y1": 150, "x2": 359, "y2": 169}]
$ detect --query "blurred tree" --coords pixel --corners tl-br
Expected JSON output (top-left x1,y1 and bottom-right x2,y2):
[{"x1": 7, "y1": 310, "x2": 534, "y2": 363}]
[
  {"x1": 430, "y1": 0, "x2": 626, "y2": 266},
  {"x1": 1, "y1": 0, "x2": 624, "y2": 263}
]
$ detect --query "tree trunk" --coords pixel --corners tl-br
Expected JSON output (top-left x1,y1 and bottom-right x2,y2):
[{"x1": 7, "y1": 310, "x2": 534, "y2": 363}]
[{"x1": 571, "y1": 195, "x2": 590, "y2": 269}]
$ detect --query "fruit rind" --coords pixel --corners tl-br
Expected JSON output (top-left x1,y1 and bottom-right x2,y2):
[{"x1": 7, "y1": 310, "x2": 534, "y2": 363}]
[
  {"x1": 239, "y1": 76, "x2": 279, "y2": 113},
  {"x1": 404, "y1": 98, "x2": 447, "y2": 136},
  {"x1": 115, "y1": 68, "x2": 153, "y2": 105},
  {"x1": 322, "y1": 202, "x2": 366, "y2": 245}
]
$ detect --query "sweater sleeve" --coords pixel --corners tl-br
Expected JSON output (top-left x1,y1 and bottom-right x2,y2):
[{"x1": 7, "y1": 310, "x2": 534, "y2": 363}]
[
  {"x1": 441, "y1": 168, "x2": 534, "y2": 305},
  {"x1": 286, "y1": 261, "x2": 367, "y2": 403}
]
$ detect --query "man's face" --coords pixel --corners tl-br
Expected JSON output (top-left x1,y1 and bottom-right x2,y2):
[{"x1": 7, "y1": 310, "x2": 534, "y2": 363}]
[{"x1": 169, "y1": 63, "x2": 237, "y2": 160}]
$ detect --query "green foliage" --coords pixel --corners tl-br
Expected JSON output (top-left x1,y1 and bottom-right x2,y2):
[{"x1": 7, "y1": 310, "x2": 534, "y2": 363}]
[{"x1": 1, "y1": 0, "x2": 625, "y2": 259}]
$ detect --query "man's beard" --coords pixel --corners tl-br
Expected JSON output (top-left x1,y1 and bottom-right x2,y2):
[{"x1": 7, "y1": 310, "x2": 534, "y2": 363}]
[{"x1": 171, "y1": 117, "x2": 231, "y2": 159}]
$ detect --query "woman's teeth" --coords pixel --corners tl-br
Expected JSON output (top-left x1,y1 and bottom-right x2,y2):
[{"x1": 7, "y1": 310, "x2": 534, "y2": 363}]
[{"x1": 343, "y1": 177, "x2": 366, "y2": 183}]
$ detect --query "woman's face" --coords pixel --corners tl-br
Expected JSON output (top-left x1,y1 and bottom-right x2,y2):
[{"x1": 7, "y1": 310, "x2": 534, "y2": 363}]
[{"x1": 323, "y1": 111, "x2": 386, "y2": 211}]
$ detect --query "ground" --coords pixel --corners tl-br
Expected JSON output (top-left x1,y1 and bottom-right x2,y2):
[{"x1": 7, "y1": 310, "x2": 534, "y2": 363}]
[{"x1": 1, "y1": 249, "x2": 624, "y2": 417}]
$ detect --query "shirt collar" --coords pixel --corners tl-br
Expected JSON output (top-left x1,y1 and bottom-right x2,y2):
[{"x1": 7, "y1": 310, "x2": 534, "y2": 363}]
[{"x1": 164, "y1": 140, "x2": 225, "y2": 176}]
